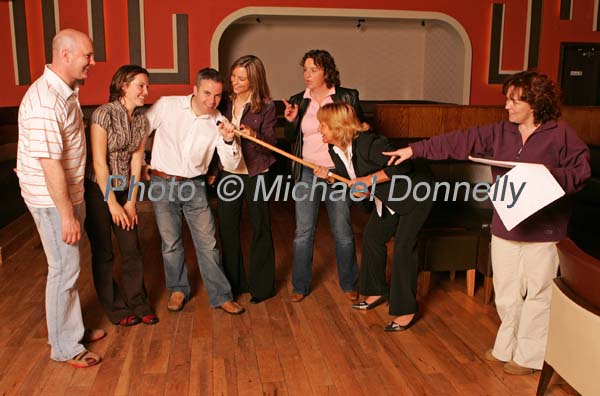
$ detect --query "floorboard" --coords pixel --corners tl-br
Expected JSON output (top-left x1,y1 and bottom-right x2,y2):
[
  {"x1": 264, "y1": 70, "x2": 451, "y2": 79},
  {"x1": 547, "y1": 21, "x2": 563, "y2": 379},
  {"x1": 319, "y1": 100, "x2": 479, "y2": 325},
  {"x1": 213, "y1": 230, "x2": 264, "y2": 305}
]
[{"x1": 0, "y1": 200, "x2": 579, "y2": 395}]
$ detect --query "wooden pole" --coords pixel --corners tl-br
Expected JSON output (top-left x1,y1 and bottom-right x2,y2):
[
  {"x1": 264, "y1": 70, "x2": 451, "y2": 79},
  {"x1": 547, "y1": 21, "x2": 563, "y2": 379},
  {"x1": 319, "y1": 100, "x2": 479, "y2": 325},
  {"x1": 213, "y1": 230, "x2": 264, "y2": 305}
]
[{"x1": 220, "y1": 123, "x2": 352, "y2": 184}]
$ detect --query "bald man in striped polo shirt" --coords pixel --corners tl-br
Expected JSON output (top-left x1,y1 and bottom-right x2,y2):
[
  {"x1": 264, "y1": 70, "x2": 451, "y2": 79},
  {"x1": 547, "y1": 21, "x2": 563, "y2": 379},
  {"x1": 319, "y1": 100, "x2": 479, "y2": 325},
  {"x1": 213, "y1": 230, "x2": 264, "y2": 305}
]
[{"x1": 16, "y1": 29, "x2": 103, "y2": 368}]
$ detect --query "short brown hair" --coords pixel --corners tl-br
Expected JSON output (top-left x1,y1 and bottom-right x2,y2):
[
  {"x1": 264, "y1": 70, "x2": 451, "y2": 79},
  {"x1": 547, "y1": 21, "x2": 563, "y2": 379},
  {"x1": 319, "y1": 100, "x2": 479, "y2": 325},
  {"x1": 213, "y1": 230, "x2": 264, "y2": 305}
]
[
  {"x1": 108, "y1": 65, "x2": 149, "y2": 102},
  {"x1": 502, "y1": 71, "x2": 561, "y2": 124},
  {"x1": 195, "y1": 68, "x2": 224, "y2": 86},
  {"x1": 301, "y1": 49, "x2": 340, "y2": 88}
]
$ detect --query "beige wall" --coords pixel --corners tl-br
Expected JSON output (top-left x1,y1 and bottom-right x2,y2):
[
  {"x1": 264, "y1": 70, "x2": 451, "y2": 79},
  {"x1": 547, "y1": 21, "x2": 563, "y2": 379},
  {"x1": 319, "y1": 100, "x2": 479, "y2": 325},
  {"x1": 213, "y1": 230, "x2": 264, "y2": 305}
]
[
  {"x1": 423, "y1": 21, "x2": 466, "y2": 104},
  {"x1": 219, "y1": 16, "x2": 465, "y2": 103}
]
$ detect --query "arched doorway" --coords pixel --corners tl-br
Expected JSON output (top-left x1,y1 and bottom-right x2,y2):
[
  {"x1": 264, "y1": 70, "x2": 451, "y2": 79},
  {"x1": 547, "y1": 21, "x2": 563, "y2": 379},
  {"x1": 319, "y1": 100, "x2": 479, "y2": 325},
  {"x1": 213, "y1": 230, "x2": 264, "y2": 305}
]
[{"x1": 212, "y1": 7, "x2": 471, "y2": 104}]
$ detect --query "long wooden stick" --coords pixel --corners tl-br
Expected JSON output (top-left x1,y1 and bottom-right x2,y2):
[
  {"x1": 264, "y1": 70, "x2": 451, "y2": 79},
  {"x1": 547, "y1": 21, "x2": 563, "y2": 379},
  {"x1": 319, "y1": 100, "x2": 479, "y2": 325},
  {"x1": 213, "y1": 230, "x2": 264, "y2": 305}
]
[{"x1": 220, "y1": 122, "x2": 351, "y2": 184}]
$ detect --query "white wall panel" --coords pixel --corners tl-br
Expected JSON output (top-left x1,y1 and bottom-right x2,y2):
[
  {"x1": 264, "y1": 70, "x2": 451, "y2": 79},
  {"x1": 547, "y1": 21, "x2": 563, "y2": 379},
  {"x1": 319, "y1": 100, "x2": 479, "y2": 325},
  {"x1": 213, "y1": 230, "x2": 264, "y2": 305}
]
[{"x1": 219, "y1": 16, "x2": 465, "y2": 103}]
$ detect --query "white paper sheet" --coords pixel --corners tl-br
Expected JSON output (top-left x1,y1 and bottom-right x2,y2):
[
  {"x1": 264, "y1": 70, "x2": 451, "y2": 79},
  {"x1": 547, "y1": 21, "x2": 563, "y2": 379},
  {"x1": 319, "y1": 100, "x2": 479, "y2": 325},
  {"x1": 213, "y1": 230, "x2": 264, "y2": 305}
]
[
  {"x1": 468, "y1": 156, "x2": 521, "y2": 168},
  {"x1": 487, "y1": 163, "x2": 565, "y2": 231}
]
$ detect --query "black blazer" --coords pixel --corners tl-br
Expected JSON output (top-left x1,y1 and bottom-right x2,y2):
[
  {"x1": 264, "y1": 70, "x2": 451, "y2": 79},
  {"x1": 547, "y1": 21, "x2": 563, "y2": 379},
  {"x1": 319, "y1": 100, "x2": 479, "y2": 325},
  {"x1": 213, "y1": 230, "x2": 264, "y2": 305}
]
[
  {"x1": 328, "y1": 132, "x2": 433, "y2": 215},
  {"x1": 284, "y1": 86, "x2": 363, "y2": 180}
]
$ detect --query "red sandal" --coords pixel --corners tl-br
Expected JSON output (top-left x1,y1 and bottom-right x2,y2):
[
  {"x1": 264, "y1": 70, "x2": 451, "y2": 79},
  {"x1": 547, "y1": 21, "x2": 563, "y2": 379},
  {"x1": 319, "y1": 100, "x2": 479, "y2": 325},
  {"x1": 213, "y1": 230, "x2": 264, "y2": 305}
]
[
  {"x1": 117, "y1": 315, "x2": 140, "y2": 327},
  {"x1": 141, "y1": 314, "x2": 159, "y2": 325}
]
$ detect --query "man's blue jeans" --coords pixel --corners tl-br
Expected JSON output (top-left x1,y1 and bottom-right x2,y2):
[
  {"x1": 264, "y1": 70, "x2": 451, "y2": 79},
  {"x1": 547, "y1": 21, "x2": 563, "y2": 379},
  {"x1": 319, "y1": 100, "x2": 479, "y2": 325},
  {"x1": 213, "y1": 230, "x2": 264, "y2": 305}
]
[
  {"x1": 28, "y1": 203, "x2": 86, "y2": 361},
  {"x1": 150, "y1": 175, "x2": 232, "y2": 307},
  {"x1": 292, "y1": 167, "x2": 358, "y2": 294}
]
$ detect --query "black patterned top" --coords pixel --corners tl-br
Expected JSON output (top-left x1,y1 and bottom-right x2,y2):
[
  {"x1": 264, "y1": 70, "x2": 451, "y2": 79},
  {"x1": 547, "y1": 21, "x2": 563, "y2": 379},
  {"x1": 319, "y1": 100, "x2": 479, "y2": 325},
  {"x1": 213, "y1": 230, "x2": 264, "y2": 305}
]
[{"x1": 86, "y1": 100, "x2": 149, "y2": 188}]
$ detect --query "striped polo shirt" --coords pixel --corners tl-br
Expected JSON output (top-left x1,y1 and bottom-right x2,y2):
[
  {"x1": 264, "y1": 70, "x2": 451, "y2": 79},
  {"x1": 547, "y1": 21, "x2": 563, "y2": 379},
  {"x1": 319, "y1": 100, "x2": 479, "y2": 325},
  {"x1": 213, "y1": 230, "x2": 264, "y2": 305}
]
[{"x1": 16, "y1": 65, "x2": 86, "y2": 208}]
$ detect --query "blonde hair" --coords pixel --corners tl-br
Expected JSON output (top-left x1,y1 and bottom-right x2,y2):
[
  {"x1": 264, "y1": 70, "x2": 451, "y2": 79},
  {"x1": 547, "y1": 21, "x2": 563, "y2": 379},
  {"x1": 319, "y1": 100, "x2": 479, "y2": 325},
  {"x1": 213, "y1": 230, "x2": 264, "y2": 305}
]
[{"x1": 317, "y1": 103, "x2": 369, "y2": 148}]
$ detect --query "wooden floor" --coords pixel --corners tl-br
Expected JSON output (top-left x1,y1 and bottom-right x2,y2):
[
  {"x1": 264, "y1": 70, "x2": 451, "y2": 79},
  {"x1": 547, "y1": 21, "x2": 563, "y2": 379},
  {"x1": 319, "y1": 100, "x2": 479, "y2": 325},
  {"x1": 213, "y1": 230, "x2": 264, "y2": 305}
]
[{"x1": 0, "y1": 200, "x2": 577, "y2": 396}]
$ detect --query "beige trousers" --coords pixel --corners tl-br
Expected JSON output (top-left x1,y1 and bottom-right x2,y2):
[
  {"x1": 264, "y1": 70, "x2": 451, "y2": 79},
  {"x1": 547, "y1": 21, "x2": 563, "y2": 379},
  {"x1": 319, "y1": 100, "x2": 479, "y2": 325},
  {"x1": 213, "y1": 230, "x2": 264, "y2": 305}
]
[{"x1": 491, "y1": 235, "x2": 559, "y2": 369}]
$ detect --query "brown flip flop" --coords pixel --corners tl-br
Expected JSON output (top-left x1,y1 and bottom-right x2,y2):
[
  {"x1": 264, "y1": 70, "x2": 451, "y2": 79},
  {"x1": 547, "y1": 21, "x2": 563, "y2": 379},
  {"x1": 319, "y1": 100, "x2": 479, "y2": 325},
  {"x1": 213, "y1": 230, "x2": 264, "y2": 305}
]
[
  {"x1": 67, "y1": 349, "x2": 102, "y2": 368},
  {"x1": 82, "y1": 328, "x2": 106, "y2": 343}
]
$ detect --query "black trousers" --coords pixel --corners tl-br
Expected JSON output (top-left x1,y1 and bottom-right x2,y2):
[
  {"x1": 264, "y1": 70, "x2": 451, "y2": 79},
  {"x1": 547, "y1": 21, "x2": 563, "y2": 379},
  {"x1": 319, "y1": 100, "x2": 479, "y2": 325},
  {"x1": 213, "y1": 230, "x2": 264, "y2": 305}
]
[
  {"x1": 217, "y1": 172, "x2": 275, "y2": 300},
  {"x1": 84, "y1": 179, "x2": 153, "y2": 323},
  {"x1": 360, "y1": 199, "x2": 433, "y2": 316}
]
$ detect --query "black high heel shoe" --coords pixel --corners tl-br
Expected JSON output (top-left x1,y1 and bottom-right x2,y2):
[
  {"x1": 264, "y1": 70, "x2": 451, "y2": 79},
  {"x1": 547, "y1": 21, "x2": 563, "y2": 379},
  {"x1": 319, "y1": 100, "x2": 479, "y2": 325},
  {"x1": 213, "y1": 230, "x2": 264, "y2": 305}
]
[
  {"x1": 352, "y1": 296, "x2": 386, "y2": 310},
  {"x1": 384, "y1": 307, "x2": 419, "y2": 332}
]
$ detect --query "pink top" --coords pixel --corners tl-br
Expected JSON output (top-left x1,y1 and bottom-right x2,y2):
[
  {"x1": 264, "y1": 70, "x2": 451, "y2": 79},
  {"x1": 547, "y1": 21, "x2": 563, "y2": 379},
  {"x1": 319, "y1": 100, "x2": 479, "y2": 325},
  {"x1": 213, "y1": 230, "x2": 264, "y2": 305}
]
[{"x1": 300, "y1": 87, "x2": 336, "y2": 167}]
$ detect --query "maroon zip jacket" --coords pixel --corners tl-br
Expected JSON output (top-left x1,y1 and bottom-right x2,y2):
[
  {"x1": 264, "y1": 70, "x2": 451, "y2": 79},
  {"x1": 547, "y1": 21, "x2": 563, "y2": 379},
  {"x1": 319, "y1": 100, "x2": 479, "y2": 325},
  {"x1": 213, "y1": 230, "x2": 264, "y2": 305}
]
[
  {"x1": 211, "y1": 98, "x2": 277, "y2": 177},
  {"x1": 410, "y1": 120, "x2": 591, "y2": 242}
]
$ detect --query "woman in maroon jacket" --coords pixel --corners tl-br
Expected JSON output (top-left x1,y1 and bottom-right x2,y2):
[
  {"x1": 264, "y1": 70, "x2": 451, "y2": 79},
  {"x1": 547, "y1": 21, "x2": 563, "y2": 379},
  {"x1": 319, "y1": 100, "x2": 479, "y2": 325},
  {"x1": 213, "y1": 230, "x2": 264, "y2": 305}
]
[
  {"x1": 384, "y1": 71, "x2": 591, "y2": 375},
  {"x1": 213, "y1": 55, "x2": 277, "y2": 303}
]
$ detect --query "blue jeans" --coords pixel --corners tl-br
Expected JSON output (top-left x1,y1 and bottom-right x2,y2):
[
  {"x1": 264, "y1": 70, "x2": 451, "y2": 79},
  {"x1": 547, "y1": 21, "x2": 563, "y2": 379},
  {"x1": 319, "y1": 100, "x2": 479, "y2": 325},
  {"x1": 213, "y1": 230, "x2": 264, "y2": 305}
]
[
  {"x1": 292, "y1": 167, "x2": 358, "y2": 294},
  {"x1": 28, "y1": 203, "x2": 86, "y2": 361},
  {"x1": 150, "y1": 175, "x2": 232, "y2": 307}
]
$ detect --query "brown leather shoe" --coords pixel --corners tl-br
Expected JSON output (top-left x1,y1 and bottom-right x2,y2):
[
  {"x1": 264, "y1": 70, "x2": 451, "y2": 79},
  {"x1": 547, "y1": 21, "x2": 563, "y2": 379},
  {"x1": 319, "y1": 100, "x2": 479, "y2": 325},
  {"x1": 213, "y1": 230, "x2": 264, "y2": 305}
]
[
  {"x1": 484, "y1": 349, "x2": 506, "y2": 363},
  {"x1": 503, "y1": 360, "x2": 538, "y2": 375},
  {"x1": 290, "y1": 293, "x2": 306, "y2": 303},
  {"x1": 219, "y1": 301, "x2": 245, "y2": 315},
  {"x1": 344, "y1": 291, "x2": 359, "y2": 302},
  {"x1": 167, "y1": 291, "x2": 185, "y2": 312}
]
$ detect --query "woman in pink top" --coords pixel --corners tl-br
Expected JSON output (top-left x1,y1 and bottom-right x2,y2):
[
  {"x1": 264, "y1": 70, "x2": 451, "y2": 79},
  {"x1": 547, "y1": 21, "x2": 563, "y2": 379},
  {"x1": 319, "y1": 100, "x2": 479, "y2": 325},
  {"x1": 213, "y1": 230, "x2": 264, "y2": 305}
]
[{"x1": 283, "y1": 49, "x2": 362, "y2": 302}]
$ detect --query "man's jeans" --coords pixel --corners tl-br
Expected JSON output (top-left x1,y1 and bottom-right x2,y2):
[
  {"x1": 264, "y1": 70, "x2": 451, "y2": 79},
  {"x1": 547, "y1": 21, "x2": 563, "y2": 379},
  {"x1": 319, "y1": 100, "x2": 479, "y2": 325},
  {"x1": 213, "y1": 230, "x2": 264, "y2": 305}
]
[
  {"x1": 150, "y1": 175, "x2": 232, "y2": 307},
  {"x1": 292, "y1": 167, "x2": 358, "y2": 294},
  {"x1": 29, "y1": 203, "x2": 86, "y2": 361}
]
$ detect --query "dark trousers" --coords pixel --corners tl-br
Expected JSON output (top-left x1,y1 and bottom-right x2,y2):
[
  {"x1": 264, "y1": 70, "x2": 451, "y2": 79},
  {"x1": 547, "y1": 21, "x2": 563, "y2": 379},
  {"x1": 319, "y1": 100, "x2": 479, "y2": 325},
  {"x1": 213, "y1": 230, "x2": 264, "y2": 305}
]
[
  {"x1": 84, "y1": 179, "x2": 153, "y2": 323},
  {"x1": 217, "y1": 172, "x2": 275, "y2": 300},
  {"x1": 360, "y1": 200, "x2": 433, "y2": 316}
]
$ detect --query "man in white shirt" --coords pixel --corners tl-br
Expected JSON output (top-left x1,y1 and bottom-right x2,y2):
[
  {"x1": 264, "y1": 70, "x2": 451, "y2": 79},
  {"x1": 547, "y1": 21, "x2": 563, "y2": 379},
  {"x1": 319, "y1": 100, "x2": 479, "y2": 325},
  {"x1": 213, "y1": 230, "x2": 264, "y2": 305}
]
[
  {"x1": 17, "y1": 29, "x2": 104, "y2": 368},
  {"x1": 145, "y1": 68, "x2": 245, "y2": 314}
]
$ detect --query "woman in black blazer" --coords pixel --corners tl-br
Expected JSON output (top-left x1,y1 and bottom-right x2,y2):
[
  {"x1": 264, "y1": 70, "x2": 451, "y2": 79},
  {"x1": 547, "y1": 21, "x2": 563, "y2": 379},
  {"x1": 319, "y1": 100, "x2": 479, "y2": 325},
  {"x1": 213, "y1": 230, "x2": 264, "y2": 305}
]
[{"x1": 314, "y1": 102, "x2": 433, "y2": 332}]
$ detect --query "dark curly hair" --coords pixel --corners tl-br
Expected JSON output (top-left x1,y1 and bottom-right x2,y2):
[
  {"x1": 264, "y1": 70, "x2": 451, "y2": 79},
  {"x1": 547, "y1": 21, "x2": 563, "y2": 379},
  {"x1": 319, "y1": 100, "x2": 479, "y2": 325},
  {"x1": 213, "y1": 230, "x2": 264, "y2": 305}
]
[
  {"x1": 502, "y1": 71, "x2": 561, "y2": 124},
  {"x1": 300, "y1": 49, "x2": 340, "y2": 88}
]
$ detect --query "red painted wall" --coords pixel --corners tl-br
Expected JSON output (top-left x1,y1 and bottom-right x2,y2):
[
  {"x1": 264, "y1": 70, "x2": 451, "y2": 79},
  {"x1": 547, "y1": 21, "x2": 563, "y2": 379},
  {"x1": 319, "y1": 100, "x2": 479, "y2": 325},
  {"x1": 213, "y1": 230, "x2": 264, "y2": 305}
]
[{"x1": 1, "y1": 0, "x2": 599, "y2": 107}]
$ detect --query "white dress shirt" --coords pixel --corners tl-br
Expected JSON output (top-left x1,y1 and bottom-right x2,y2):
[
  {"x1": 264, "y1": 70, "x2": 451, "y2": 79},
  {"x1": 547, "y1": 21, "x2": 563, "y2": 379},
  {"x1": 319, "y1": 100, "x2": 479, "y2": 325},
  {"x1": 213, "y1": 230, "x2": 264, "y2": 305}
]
[
  {"x1": 332, "y1": 144, "x2": 394, "y2": 217},
  {"x1": 225, "y1": 96, "x2": 249, "y2": 174},
  {"x1": 145, "y1": 94, "x2": 239, "y2": 178}
]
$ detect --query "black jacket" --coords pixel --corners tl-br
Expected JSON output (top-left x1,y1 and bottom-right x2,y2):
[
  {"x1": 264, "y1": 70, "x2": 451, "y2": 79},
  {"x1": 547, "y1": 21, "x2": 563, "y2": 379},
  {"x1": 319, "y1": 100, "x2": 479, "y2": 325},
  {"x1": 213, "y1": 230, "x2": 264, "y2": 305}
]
[
  {"x1": 328, "y1": 132, "x2": 433, "y2": 215},
  {"x1": 284, "y1": 86, "x2": 363, "y2": 180}
]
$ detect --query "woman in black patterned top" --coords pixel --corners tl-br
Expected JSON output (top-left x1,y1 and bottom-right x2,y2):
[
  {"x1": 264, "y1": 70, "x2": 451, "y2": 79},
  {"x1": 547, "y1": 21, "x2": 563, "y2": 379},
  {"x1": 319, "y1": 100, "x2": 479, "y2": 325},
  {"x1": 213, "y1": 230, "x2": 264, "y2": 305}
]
[{"x1": 84, "y1": 65, "x2": 158, "y2": 326}]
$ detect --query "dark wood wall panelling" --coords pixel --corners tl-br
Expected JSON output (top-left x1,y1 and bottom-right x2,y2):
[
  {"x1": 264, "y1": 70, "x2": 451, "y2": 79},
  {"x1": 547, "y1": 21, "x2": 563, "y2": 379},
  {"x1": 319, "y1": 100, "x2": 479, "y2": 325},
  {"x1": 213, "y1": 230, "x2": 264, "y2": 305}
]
[{"x1": 372, "y1": 104, "x2": 600, "y2": 145}]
